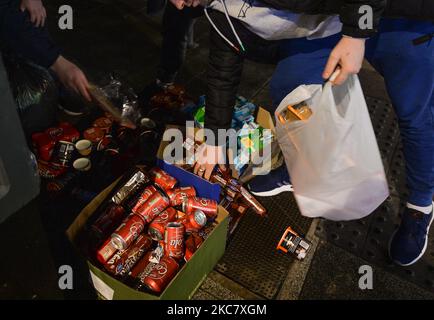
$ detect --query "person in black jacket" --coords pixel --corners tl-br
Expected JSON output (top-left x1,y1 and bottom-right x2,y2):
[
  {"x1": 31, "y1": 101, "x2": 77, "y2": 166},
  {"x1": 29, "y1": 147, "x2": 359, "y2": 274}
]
[
  {"x1": 188, "y1": 0, "x2": 386, "y2": 175},
  {"x1": 0, "y1": 0, "x2": 91, "y2": 100},
  {"x1": 173, "y1": 0, "x2": 434, "y2": 266}
]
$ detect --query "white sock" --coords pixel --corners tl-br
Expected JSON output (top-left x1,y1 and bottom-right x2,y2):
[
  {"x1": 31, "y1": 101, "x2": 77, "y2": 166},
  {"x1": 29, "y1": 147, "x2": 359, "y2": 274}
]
[{"x1": 407, "y1": 202, "x2": 433, "y2": 215}]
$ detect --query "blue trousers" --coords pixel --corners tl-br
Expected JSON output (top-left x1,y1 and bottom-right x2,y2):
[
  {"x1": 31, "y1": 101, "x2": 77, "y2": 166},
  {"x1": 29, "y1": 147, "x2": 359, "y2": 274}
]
[{"x1": 270, "y1": 18, "x2": 434, "y2": 207}]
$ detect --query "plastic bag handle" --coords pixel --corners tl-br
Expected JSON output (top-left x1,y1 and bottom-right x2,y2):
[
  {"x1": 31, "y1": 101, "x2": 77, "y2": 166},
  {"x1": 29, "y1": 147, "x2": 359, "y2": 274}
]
[
  {"x1": 321, "y1": 68, "x2": 353, "y2": 123},
  {"x1": 327, "y1": 68, "x2": 341, "y2": 84}
]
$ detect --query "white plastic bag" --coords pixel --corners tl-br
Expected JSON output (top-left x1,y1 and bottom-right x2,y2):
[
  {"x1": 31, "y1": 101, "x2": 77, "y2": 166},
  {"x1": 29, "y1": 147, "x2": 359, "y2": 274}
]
[{"x1": 275, "y1": 74, "x2": 389, "y2": 221}]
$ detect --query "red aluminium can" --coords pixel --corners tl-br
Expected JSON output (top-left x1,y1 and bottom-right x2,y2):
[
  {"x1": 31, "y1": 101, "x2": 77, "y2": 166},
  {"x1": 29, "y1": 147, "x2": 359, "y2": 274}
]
[
  {"x1": 135, "y1": 190, "x2": 170, "y2": 223},
  {"x1": 111, "y1": 214, "x2": 145, "y2": 250},
  {"x1": 104, "y1": 234, "x2": 153, "y2": 277},
  {"x1": 164, "y1": 222, "x2": 185, "y2": 260},
  {"x1": 31, "y1": 132, "x2": 56, "y2": 161},
  {"x1": 148, "y1": 207, "x2": 178, "y2": 241},
  {"x1": 96, "y1": 238, "x2": 118, "y2": 264},
  {"x1": 93, "y1": 117, "x2": 113, "y2": 134},
  {"x1": 132, "y1": 185, "x2": 157, "y2": 214},
  {"x1": 136, "y1": 256, "x2": 180, "y2": 293},
  {"x1": 179, "y1": 210, "x2": 207, "y2": 233},
  {"x1": 184, "y1": 233, "x2": 204, "y2": 262},
  {"x1": 166, "y1": 186, "x2": 196, "y2": 206},
  {"x1": 128, "y1": 251, "x2": 152, "y2": 281},
  {"x1": 83, "y1": 127, "x2": 105, "y2": 144},
  {"x1": 182, "y1": 197, "x2": 218, "y2": 219},
  {"x1": 91, "y1": 204, "x2": 126, "y2": 239},
  {"x1": 149, "y1": 167, "x2": 177, "y2": 190}
]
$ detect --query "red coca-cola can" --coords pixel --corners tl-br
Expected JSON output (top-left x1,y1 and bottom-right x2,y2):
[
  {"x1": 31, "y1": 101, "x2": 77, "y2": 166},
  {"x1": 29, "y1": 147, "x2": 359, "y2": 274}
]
[
  {"x1": 164, "y1": 222, "x2": 185, "y2": 260},
  {"x1": 93, "y1": 117, "x2": 113, "y2": 134},
  {"x1": 135, "y1": 191, "x2": 170, "y2": 223},
  {"x1": 166, "y1": 186, "x2": 196, "y2": 206},
  {"x1": 148, "y1": 207, "x2": 178, "y2": 241},
  {"x1": 32, "y1": 132, "x2": 56, "y2": 161},
  {"x1": 91, "y1": 204, "x2": 126, "y2": 239},
  {"x1": 136, "y1": 256, "x2": 179, "y2": 293},
  {"x1": 96, "y1": 238, "x2": 118, "y2": 264},
  {"x1": 149, "y1": 167, "x2": 177, "y2": 190},
  {"x1": 128, "y1": 251, "x2": 152, "y2": 281},
  {"x1": 132, "y1": 185, "x2": 157, "y2": 214},
  {"x1": 111, "y1": 214, "x2": 145, "y2": 250},
  {"x1": 104, "y1": 234, "x2": 153, "y2": 277},
  {"x1": 44, "y1": 126, "x2": 64, "y2": 140},
  {"x1": 182, "y1": 197, "x2": 218, "y2": 219},
  {"x1": 184, "y1": 233, "x2": 204, "y2": 262},
  {"x1": 83, "y1": 127, "x2": 105, "y2": 144},
  {"x1": 58, "y1": 123, "x2": 80, "y2": 143},
  {"x1": 179, "y1": 210, "x2": 207, "y2": 233}
]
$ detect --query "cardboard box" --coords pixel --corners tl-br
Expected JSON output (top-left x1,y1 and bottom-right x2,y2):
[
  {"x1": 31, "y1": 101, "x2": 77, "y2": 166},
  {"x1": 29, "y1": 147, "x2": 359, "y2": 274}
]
[
  {"x1": 256, "y1": 106, "x2": 276, "y2": 134},
  {"x1": 67, "y1": 163, "x2": 229, "y2": 300}
]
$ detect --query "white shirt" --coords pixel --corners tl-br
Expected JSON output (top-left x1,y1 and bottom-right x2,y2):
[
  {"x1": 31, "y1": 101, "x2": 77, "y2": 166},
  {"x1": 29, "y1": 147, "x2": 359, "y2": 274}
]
[{"x1": 209, "y1": 0, "x2": 343, "y2": 40}]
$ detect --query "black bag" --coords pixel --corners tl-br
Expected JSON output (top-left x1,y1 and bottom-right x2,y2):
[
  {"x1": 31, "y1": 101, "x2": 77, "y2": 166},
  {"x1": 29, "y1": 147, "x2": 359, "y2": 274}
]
[{"x1": 3, "y1": 54, "x2": 58, "y2": 135}]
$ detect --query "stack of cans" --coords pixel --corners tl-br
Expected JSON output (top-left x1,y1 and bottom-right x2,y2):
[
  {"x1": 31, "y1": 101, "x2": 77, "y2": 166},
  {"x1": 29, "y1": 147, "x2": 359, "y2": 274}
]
[{"x1": 91, "y1": 167, "x2": 219, "y2": 294}]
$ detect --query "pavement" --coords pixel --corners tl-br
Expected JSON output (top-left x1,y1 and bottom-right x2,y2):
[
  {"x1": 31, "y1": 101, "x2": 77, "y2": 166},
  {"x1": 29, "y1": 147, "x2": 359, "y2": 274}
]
[{"x1": 1, "y1": 0, "x2": 433, "y2": 300}]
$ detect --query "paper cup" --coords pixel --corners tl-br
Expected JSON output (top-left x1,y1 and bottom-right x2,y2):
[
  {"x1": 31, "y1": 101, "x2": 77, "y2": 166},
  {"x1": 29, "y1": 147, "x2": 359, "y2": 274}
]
[
  {"x1": 140, "y1": 117, "x2": 156, "y2": 129},
  {"x1": 75, "y1": 139, "x2": 92, "y2": 156},
  {"x1": 73, "y1": 158, "x2": 92, "y2": 172}
]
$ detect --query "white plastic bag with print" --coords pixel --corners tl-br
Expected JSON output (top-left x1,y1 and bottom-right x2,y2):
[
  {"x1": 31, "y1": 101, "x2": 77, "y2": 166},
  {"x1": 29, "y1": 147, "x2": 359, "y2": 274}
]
[{"x1": 275, "y1": 74, "x2": 389, "y2": 221}]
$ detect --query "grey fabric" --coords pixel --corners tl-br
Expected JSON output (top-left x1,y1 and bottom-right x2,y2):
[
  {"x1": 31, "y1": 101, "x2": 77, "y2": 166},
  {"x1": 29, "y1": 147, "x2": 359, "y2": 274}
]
[{"x1": 0, "y1": 55, "x2": 40, "y2": 224}]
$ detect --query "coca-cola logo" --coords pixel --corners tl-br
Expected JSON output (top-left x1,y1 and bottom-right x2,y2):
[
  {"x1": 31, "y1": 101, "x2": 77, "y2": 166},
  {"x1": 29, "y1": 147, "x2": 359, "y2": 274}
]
[
  {"x1": 120, "y1": 249, "x2": 144, "y2": 276},
  {"x1": 107, "y1": 252, "x2": 122, "y2": 265},
  {"x1": 152, "y1": 207, "x2": 162, "y2": 213},
  {"x1": 47, "y1": 127, "x2": 64, "y2": 139},
  {"x1": 169, "y1": 239, "x2": 183, "y2": 248},
  {"x1": 157, "y1": 211, "x2": 169, "y2": 222},
  {"x1": 129, "y1": 222, "x2": 143, "y2": 235},
  {"x1": 148, "y1": 261, "x2": 168, "y2": 280}
]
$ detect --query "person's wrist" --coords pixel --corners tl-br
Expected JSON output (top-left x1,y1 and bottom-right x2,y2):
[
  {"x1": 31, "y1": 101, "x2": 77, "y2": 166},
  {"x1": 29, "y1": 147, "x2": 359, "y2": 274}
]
[
  {"x1": 342, "y1": 35, "x2": 367, "y2": 41},
  {"x1": 50, "y1": 55, "x2": 65, "y2": 73}
]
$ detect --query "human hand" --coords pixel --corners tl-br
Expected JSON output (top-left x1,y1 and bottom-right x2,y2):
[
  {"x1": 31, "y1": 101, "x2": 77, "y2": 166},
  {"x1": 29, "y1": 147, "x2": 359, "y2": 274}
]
[
  {"x1": 193, "y1": 144, "x2": 226, "y2": 180},
  {"x1": 322, "y1": 36, "x2": 366, "y2": 85},
  {"x1": 50, "y1": 56, "x2": 91, "y2": 101},
  {"x1": 20, "y1": 0, "x2": 47, "y2": 28},
  {"x1": 169, "y1": 0, "x2": 201, "y2": 9},
  {"x1": 169, "y1": 0, "x2": 185, "y2": 9}
]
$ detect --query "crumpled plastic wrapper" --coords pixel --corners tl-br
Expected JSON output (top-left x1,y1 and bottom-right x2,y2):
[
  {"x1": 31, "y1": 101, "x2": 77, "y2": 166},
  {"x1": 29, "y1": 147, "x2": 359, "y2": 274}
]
[
  {"x1": 89, "y1": 75, "x2": 141, "y2": 129},
  {"x1": 3, "y1": 54, "x2": 58, "y2": 134}
]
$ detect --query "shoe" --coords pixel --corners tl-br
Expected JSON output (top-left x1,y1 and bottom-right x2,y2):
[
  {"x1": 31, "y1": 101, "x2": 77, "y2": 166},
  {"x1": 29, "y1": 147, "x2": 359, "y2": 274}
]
[
  {"x1": 389, "y1": 203, "x2": 434, "y2": 266},
  {"x1": 247, "y1": 164, "x2": 293, "y2": 197}
]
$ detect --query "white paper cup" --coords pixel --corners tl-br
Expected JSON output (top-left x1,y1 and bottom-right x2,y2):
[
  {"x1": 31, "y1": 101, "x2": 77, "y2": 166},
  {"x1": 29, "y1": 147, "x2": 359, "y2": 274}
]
[
  {"x1": 73, "y1": 158, "x2": 91, "y2": 172},
  {"x1": 75, "y1": 139, "x2": 92, "y2": 156},
  {"x1": 140, "y1": 117, "x2": 156, "y2": 129}
]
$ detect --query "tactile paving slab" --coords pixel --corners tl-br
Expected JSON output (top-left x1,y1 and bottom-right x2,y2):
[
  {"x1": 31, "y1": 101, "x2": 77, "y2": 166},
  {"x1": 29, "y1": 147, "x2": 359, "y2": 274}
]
[
  {"x1": 316, "y1": 97, "x2": 434, "y2": 293},
  {"x1": 216, "y1": 192, "x2": 312, "y2": 299},
  {"x1": 365, "y1": 96, "x2": 401, "y2": 170}
]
